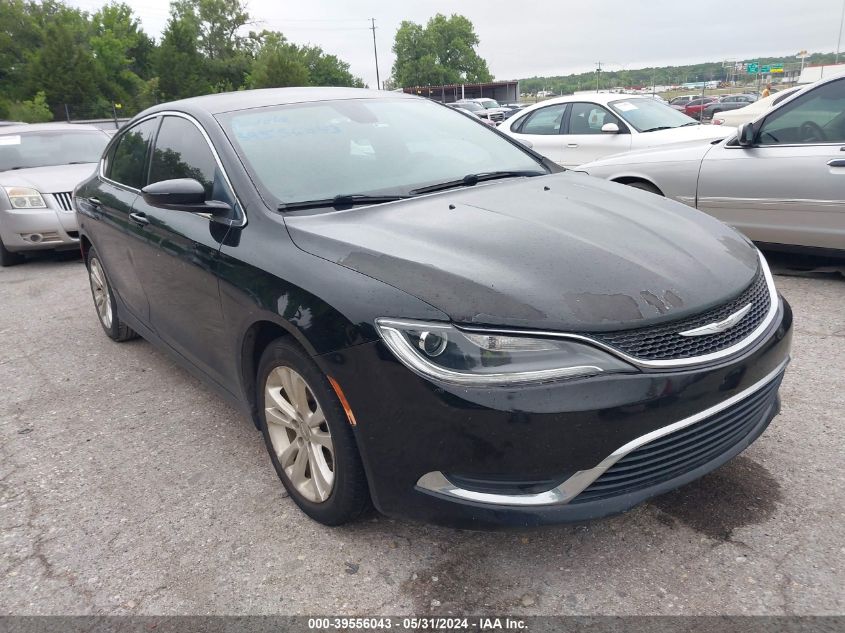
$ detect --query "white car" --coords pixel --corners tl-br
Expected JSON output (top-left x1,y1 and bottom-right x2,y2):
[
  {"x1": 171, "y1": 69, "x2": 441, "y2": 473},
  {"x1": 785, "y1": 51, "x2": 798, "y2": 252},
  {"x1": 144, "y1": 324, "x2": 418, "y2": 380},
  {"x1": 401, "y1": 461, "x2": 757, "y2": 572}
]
[
  {"x1": 576, "y1": 75, "x2": 845, "y2": 254},
  {"x1": 713, "y1": 86, "x2": 801, "y2": 127},
  {"x1": 499, "y1": 93, "x2": 735, "y2": 168}
]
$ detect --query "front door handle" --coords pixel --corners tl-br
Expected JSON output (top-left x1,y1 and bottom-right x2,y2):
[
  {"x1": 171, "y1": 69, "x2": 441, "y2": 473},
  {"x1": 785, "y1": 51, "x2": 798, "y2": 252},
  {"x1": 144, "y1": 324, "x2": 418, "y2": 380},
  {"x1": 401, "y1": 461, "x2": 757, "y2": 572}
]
[
  {"x1": 567, "y1": 143, "x2": 579, "y2": 148},
  {"x1": 827, "y1": 159, "x2": 845, "y2": 167},
  {"x1": 88, "y1": 197, "x2": 102, "y2": 207},
  {"x1": 129, "y1": 211, "x2": 150, "y2": 226}
]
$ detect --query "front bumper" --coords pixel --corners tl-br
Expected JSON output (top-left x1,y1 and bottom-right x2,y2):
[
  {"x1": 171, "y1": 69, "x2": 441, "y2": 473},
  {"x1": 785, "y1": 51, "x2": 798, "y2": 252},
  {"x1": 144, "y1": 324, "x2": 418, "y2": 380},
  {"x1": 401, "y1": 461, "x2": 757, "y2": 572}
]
[
  {"x1": 0, "y1": 198, "x2": 79, "y2": 252},
  {"x1": 317, "y1": 298, "x2": 792, "y2": 529}
]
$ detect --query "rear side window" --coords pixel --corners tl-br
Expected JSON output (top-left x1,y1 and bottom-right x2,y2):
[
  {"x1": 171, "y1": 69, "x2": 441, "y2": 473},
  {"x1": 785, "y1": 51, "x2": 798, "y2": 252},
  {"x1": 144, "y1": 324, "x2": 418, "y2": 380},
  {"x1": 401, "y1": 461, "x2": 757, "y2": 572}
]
[
  {"x1": 108, "y1": 118, "x2": 158, "y2": 189},
  {"x1": 516, "y1": 104, "x2": 566, "y2": 135}
]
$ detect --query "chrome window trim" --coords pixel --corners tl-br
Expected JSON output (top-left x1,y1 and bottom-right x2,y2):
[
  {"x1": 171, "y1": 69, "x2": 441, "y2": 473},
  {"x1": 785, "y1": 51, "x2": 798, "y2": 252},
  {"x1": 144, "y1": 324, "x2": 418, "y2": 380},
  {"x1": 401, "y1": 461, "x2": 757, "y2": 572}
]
[
  {"x1": 459, "y1": 250, "x2": 779, "y2": 369},
  {"x1": 98, "y1": 110, "x2": 247, "y2": 228},
  {"x1": 416, "y1": 356, "x2": 789, "y2": 507}
]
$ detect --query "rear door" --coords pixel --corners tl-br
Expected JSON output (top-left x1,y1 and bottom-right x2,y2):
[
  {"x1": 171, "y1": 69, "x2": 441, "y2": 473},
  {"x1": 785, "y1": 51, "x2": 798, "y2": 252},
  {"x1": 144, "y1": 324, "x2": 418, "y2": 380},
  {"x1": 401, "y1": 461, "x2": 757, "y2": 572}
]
[
  {"x1": 83, "y1": 118, "x2": 158, "y2": 322},
  {"x1": 506, "y1": 103, "x2": 568, "y2": 164},
  {"x1": 129, "y1": 114, "x2": 240, "y2": 384},
  {"x1": 697, "y1": 78, "x2": 845, "y2": 250},
  {"x1": 560, "y1": 102, "x2": 631, "y2": 167}
]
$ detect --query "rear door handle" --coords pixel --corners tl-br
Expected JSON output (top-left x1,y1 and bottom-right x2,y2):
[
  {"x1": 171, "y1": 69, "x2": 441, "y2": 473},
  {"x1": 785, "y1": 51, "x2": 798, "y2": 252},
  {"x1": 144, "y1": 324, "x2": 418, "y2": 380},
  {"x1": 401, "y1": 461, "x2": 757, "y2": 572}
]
[
  {"x1": 567, "y1": 143, "x2": 579, "y2": 148},
  {"x1": 129, "y1": 211, "x2": 150, "y2": 226},
  {"x1": 88, "y1": 197, "x2": 102, "y2": 207},
  {"x1": 827, "y1": 159, "x2": 845, "y2": 167}
]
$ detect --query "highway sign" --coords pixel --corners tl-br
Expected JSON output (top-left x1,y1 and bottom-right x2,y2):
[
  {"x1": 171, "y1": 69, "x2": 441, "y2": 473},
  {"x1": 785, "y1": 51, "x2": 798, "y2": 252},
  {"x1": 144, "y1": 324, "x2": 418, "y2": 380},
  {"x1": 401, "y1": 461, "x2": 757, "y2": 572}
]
[
  {"x1": 770, "y1": 64, "x2": 784, "y2": 73},
  {"x1": 747, "y1": 62, "x2": 759, "y2": 73}
]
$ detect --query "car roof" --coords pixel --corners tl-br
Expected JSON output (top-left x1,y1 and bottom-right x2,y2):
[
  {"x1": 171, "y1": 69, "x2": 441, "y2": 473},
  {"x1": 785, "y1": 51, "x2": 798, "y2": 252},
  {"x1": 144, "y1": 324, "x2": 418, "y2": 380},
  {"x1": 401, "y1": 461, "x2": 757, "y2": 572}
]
[
  {"x1": 141, "y1": 87, "x2": 416, "y2": 117},
  {"x1": 0, "y1": 122, "x2": 105, "y2": 135},
  {"x1": 530, "y1": 93, "x2": 662, "y2": 106}
]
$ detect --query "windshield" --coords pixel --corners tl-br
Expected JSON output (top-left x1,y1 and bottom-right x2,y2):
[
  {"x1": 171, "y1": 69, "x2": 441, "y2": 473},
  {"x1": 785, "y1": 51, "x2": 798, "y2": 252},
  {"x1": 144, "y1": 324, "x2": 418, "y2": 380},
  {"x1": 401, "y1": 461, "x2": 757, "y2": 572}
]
[
  {"x1": 0, "y1": 130, "x2": 108, "y2": 171},
  {"x1": 608, "y1": 98, "x2": 697, "y2": 132},
  {"x1": 478, "y1": 100, "x2": 501, "y2": 109},
  {"x1": 219, "y1": 98, "x2": 546, "y2": 206},
  {"x1": 455, "y1": 102, "x2": 483, "y2": 112}
]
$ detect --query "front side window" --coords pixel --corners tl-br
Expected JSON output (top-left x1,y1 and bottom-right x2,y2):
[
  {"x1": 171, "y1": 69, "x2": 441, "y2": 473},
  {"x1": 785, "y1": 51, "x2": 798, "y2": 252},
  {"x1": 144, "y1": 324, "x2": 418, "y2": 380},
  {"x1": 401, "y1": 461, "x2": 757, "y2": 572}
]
[
  {"x1": 758, "y1": 80, "x2": 845, "y2": 145},
  {"x1": 0, "y1": 129, "x2": 108, "y2": 172},
  {"x1": 517, "y1": 104, "x2": 566, "y2": 135},
  {"x1": 567, "y1": 103, "x2": 621, "y2": 135},
  {"x1": 149, "y1": 116, "x2": 220, "y2": 199},
  {"x1": 219, "y1": 98, "x2": 545, "y2": 205},
  {"x1": 108, "y1": 119, "x2": 158, "y2": 189}
]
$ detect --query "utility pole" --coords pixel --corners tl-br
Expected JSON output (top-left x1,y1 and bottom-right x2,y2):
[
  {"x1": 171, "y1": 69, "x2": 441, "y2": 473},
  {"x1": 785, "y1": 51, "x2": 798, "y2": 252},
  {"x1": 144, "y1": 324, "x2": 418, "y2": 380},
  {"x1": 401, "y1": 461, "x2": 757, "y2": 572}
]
[
  {"x1": 370, "y1": 18, "x2": 380, "y2": 89},
  {"x1": 595, "y1": 61, "x2": 602, "y2": 93},
  {"x1": 837, "y1": 0, "x2": 845, "y2": 64}
]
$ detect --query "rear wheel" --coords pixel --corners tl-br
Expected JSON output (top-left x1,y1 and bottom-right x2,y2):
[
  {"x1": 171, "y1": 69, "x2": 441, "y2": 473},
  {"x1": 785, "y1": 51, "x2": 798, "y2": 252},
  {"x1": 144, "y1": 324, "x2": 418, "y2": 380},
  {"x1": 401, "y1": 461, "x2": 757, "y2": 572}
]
[
  {"x1": 625, "y1": 181, "x2": 663, "y2": 196},
  {"x1": 86, "y1": 248, "x2": 137, "y2": 341},
  {"x1": 257, "y1": 337, "x2": 370, "y2": 525},
  {"x1": 0, "y1": 238, "x2": 23, "y2": 267}
]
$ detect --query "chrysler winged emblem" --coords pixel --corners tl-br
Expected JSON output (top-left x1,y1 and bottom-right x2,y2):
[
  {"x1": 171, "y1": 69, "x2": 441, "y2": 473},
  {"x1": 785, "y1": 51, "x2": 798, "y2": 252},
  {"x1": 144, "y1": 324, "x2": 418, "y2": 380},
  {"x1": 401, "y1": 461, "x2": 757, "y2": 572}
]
[{"x1": 678, "y1": 303, "x2": 753, "y2": 337}]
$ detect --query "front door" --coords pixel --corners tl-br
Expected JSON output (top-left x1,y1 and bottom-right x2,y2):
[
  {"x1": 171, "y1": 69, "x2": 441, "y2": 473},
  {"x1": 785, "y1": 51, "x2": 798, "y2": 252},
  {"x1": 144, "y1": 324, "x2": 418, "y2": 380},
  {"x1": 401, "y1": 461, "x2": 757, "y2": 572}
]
[
  {"x1": 698, "y1": 77, "x2": 845, "y2": 250},
  {"x1": 129, "y1": 115, "x2": 237, "y2": 386},
  {"x1": 560, "y1": 102, "x2": 631, "y2": 168}
]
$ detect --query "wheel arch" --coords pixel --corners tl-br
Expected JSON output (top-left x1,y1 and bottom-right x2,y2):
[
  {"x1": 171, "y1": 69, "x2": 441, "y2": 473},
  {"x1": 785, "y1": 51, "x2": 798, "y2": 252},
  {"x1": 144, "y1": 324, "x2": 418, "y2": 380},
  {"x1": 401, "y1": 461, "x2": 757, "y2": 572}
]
[{"x1": 610, "y1": 176, "x2": 665, "y2": 195}]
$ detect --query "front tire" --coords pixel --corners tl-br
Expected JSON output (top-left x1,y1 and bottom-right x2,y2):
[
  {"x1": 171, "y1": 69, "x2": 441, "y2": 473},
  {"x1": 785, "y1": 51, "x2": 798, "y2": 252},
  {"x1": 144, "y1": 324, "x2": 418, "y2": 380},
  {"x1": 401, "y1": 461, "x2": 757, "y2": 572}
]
[
  {"x1": 86, "y1": 248, "x2": 137, "y2": 341},
  {"x1": 257, "y1": 337, "x2": 370, "y2": 525}
]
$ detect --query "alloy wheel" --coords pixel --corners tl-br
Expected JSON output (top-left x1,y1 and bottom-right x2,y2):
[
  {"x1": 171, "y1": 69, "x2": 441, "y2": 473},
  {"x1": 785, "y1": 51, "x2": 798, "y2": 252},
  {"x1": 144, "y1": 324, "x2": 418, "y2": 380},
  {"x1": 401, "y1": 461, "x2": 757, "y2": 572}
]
[
  {"x1": 88, "y1": 257, "x2": 113, "y2": 329},
  {"x1": 264, "y1": 366, "x2": 335, "y2": 503}
]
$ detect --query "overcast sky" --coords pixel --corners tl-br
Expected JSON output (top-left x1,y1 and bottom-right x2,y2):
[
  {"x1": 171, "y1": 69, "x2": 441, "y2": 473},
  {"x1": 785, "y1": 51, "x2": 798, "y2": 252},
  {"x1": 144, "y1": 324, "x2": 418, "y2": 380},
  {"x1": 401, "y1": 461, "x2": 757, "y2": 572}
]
[{"x1": 67, "y1": 0, "x2": 844, "y2": 87}]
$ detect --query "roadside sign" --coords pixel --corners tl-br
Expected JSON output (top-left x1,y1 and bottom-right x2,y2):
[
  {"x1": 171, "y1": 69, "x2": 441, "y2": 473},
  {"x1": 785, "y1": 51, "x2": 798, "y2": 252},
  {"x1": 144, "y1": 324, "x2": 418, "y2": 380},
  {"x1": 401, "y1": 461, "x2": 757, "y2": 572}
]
[
  {"x1": 770, "y1": 64, "x2": 784, "y2": 73},
  {"x1": 747, "y1": 62, "x2": 758, "y2": 73},
  {"x1": 760, "y1": 65, "x2": 771, "y2": 73}
]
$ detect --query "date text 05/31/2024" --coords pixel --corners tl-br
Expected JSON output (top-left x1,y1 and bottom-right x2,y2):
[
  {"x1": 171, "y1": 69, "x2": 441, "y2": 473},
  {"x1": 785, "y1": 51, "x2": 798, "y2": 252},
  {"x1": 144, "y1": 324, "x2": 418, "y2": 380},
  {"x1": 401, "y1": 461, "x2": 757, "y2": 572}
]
[{"x1": 307, "y1": 617, "x2": 528, "y2": 630}]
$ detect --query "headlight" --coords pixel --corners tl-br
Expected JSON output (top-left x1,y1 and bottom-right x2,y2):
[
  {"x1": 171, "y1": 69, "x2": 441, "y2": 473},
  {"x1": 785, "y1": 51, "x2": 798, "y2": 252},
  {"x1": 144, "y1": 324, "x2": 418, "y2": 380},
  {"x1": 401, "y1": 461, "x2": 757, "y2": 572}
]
[
  {"x1": 375, "y1": 318, "x2": 635, "y2": 386},
  {"x1": 4, "y1": 187, "x2": 47, "y2": 209}
]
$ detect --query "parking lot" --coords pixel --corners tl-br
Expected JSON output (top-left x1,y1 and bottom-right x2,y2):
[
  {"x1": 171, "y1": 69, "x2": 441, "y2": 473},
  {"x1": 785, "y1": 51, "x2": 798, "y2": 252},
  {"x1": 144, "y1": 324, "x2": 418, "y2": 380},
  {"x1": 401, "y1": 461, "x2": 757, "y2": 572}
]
[{"x1": 1, "y1": 253, "x2": 843, "y2": 616}]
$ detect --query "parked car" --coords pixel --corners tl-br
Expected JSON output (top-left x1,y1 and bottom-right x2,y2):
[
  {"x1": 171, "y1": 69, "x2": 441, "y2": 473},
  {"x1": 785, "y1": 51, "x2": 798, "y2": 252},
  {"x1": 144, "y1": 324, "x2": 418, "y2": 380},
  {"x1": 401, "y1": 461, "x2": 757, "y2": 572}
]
[
  {"x1": 668, "y1": 95, "x2": 696, "y2": 110},
  {"x1": 75, "y1": 88, "x2": 791, "y2": 528},
  {"x1": 713, "y1": 86, "x2": 801, "y2": 127},
  {"x1": 0, "y1": 123, "x2": 110, "y2": 266},
  {"x1": 683, "y1": 96, "x2": 719, "y2": 120},
  {"x1": 703, "y1": 94, "x2": 758, "y2": 120},
  {"x1": 499, "y1": 93, "x2": 734, "y2": 168},
  {"x1": 577, "y1": 75, "x2": 845, "y2": 255},
  {"x1": 448, "y1": 101, "x2": 495, "y2": 125},
  {"x1": 458, "y1": 98, "x2": 508, "y2": 122}
]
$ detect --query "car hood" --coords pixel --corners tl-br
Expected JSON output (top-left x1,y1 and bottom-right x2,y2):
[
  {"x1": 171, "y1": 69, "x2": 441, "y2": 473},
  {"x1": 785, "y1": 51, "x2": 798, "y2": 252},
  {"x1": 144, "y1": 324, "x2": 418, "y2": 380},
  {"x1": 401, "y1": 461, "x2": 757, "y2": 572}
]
[
  {"x1": 285, "y1": 172, "x2": 759, "y2": 332},
  {"x1": 1, "y1": 163, "x2": 98, "y2": 193}
]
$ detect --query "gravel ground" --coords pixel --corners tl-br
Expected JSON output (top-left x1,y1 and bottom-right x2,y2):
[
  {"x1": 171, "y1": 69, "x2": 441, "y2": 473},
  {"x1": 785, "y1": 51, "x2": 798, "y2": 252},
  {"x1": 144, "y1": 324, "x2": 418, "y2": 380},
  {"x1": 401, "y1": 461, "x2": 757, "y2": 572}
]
[{"x1": 1, "y1": 252, "x2": 843, "y2": 616}]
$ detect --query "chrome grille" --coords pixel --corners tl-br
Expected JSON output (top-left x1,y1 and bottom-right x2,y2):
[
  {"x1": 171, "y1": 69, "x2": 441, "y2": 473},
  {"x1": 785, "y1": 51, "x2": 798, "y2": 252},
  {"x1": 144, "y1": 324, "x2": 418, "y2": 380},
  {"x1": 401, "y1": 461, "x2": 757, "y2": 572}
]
[
  {"x1": 52, "y1": 192, "x2": 74, "y2": 213},
  {"x1": 582, "y1": 266, "x2": 771, "y2": 361}
]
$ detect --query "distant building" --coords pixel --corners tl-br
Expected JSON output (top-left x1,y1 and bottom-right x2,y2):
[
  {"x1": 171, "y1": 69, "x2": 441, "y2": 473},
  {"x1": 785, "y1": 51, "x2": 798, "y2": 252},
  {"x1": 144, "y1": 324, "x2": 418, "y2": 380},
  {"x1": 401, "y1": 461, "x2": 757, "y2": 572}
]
[
  {"x1": 798, "y1": 63, "x2": 845, "y2": 84},
  {"x1": 402, "y1": 80, "x2": 520, "y2": 104}
]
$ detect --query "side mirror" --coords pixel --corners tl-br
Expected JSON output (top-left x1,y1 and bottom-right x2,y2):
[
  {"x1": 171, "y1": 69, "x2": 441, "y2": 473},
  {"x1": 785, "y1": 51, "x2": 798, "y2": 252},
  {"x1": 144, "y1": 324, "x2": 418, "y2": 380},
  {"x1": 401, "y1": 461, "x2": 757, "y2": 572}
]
[
  {"x1": 737, "y1": 122, "x2": 756, "y2": 147},
  {"x1": 601, "y1": 122, "x2": 620, "y2": 134},
  {"x1": 141, "y1": 178, "x2": 231, "y2": 217}
]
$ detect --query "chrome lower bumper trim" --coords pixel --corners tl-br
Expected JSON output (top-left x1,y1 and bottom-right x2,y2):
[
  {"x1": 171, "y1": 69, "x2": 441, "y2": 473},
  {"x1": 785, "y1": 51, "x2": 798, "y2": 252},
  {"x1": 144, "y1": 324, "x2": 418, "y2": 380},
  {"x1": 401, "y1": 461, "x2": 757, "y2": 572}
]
[{"x1": 415, "y1": 357, "x2": 789, "y2": 507}]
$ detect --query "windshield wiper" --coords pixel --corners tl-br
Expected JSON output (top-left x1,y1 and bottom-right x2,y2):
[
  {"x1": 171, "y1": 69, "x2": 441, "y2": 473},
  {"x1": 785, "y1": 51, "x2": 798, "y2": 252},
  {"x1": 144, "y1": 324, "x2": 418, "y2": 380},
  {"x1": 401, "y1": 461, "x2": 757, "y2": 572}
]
[
  {"x1": 640, "y1": 126, "x2": 674, "y2": 133},
  {"x1": 410, "y1": 170, "x2": 545, "y2": 195},
  {"x1": 278, "y1": 194, "x2": 411, "y2": 212},
  {"x1": 679, "y1": 121, "x2": 700, "y2": 127}
]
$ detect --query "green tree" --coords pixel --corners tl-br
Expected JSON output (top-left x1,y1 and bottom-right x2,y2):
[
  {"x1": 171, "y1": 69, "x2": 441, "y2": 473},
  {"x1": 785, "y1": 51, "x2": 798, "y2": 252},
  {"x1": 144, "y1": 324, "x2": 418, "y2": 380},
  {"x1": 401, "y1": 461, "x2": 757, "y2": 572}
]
[
  {"x1": 391, "y1": 14, "x2": 492, "y2": 87},
  {"x1": 5, "y1": 91, "x2": 53, "y2": 122},
  {"x1": 154, "y1": 11, "x2": 211, "y2": 100},
  {"x1": 299, "y1": 45, "x2": 364, "y2": 88},
  {"x1": 246, "y1": 32, "x2": 308, "y2": 89}
]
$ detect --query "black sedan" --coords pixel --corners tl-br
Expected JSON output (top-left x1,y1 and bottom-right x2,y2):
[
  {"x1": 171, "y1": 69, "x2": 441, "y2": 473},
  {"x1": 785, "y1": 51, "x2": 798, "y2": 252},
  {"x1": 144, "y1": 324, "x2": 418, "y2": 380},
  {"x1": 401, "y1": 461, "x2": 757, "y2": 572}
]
[{"x1": 74, "y1": 88, "x2": 792, "y2": 528}]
